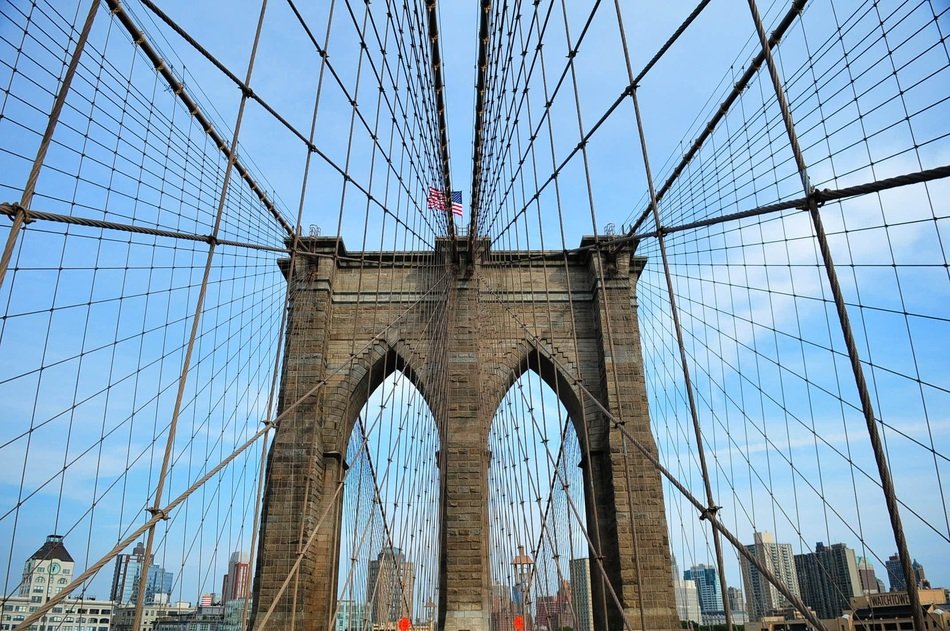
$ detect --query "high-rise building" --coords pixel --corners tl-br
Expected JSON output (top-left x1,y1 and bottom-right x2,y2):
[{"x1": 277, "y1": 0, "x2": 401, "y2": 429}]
[
  {"x1": 672, "y1": 555, "x2": 702, "y2": 624},
  {"x1": 221, "y1": 551, "x2": 250, "y2": 602},
  {"x1": 884, "y1": 554, "x2": 931, "y2": 592},
  {"x1": 221, "y1": 598, "x2": 252, "y2": 631},
  {"x1": 6, "y1": 535, "x2": 114, "y2": 631},
  {"x1": 112, "y1": 543, "x2": 143, "y2": 603},
  {"x1": 885, "y1": 554, "x2": 904, "y2": 592},
  {"x1": 110, "y1": 542, "x2": 174, "y2": 605},
  {"x1": 855, "y1": 556, "x2": 880, "y2": 595},
  {"x1": 19, "y1": 534, "x2": 75, "y2": 602},
  {"x1": 684, "y1": 563, "x2": 724, "y2": 616},
  {"x1": 739, "y1": 531, "x2": 800, "y2": 622},
  {"x1": 334, "y1": 599, "x2": 367, "y2": 631},
  {"x1": 793, "y1": 541, "x2": 862, "y2": 619},
  {"x1": 727, "y1": 586, "x2": 745, "y2": 615},
  {"x1": 535, "y1": 580, "x2": 573, "y2": 631},
  {"x1": 569, "y1": 558, "x2": 594, "y2": 631},
  {"x1": 912, "y1": 560, "x2": 929, "y2": 589},
  {"x1": 366, "y1": 547, "x2": 415, "y2": 624},
  {"x1": 147, "y1": 565, "x2": 173, "y2": 602}
]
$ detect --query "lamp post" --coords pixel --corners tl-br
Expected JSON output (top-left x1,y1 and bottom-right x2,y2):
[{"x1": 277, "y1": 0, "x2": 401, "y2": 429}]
[{"x1": 512, "y1": 545, "x2": 534, "y2": 630}]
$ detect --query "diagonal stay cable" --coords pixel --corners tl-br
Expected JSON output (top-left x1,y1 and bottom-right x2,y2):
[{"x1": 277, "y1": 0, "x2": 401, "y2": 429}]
[
  {"x1": 495, "y1": 296, "x2": 830, "y2": 631},
  {"x1": 105, "y1": 0, "x2": 294, "y2": 238},
  {"x1": 12, "y1": 266, "x2": 448, "y2": 630}
]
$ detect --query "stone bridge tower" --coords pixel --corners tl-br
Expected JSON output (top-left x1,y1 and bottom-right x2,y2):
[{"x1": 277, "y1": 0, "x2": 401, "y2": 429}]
[{"x1": 250, "y1": 236, "x2": 679, "y2": 631}]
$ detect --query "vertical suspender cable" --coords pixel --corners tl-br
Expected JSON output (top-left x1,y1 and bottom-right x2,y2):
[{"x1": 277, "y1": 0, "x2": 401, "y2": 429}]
[
  {"x1": 743, "y1": 2, "x2": 925, "y2": 630},
  {"x1": 608, "y1": 2, "x2": 736, "y2": 628},
  {"x1": 130, "y1": 2, "x2": 271, "y2": 630},
  {"x1": 0, "y1": 0, "x2": 99, "y2": 292}
]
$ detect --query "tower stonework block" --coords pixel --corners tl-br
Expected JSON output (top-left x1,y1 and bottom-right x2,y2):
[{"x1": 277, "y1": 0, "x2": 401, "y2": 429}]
[{"x1": 251, "y1": 237, "x2": 679, "y2": 631}]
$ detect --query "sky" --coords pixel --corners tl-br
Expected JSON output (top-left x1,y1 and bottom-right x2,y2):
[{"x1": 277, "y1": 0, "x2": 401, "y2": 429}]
[{"x1": 0, "y1": 0, "x2": 947, "y2": 616}]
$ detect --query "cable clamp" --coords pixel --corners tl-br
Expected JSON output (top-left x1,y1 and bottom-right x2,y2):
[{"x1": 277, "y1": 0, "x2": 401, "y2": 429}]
[
  {"x1": 699, "y1": 505, "x2": 721, "y2": 521},
  {"x1": 809, "y1": 187, "x2": 830, "y2": 208},
  {"x1": 147, "y1": 507, "x2": 170, "y2": 521},
  {"x1": 3, "y1": 203, "x2": 33, "y2": 225}
]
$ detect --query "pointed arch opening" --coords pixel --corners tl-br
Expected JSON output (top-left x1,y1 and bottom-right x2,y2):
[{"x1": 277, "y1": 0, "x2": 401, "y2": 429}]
[
  {"x1": 487, "y1": 351, "x2": 595, "y2": 631},
  {"x1": 332, "y1": 349, "x2": 441, "y2": 630},
  {"x1": 340, "y1": 343, "x2": 438, "y2": 450}
]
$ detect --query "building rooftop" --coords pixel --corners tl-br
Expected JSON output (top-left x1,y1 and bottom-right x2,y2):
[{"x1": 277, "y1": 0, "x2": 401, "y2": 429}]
[
  {"x1": 29, "y1": 534, "x2": 73, "y2": 563},
  {"x1": 512, "y1": 545, "x2": 533, "y2": 565}
]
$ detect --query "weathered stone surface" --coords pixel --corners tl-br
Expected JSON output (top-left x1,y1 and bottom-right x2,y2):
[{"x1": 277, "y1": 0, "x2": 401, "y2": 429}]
[{"x1": 250, "y1": 237, "x2": 679, "y2": 631}]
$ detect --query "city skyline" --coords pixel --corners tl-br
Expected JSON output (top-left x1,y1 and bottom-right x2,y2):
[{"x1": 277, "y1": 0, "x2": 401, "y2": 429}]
[
  {"x1": 367, "y1": 546, "x2": 415, "y2": 625},
  {"x1": 7, "y1": 530, "x2": 944, "y2": 630},
  {"x1": 110, "y1": 541, "x2": 174, "y2": 605}
]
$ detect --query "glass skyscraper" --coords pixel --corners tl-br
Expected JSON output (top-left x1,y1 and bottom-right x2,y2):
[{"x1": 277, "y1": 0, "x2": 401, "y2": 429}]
[
  {"x1": 110, "y1": 541, "x2": 175, "y2": 604},
  {"x1": 684, "y1": 564, "x2": 724, "y2": 616}
]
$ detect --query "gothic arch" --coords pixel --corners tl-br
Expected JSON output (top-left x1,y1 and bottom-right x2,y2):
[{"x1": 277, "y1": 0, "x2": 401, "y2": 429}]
[
  {"x1": 485, "y1": 340, "x2": 586, "y2": 442},
  {"x1": 336, "y1": 337, "x2": 438, "y2": 454},
  {"x1": 253, "y1": 237, "x2": 678, "y2": 631}
]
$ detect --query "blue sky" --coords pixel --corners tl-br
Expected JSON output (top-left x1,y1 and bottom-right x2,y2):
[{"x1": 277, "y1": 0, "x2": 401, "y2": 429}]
[{"x1": 0, "y1": 0, "x2": 947, "y2": 613}]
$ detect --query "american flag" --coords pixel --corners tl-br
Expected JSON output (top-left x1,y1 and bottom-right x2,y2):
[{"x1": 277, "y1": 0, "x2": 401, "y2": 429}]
[{"x1": 427, "y1": 186, "x2": 463, "y2": 217}]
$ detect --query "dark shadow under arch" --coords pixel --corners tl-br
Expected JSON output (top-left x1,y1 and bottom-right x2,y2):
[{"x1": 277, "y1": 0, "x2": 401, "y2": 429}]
[
  {"x1": 341, "y1": 341, "x2": 438, "y2": 452},
  {"x1": 489, "y1": 343, "x2": 588, "y2": 445}
]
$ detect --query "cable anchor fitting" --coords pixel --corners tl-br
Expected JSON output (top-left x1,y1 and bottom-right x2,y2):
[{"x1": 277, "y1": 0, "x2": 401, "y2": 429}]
[
  {"x1": 3, "y1": 203, "x2": 33, "y2": 225},
  {"x1": 147, "y1": 507, "x2": 170, "y2": 521},
  {"x1": 808, "y1": 186, "x2": 830, "y2": 209},
  {"x1": 699, "y1": 505, "x2": 721, "y2": 521}
]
